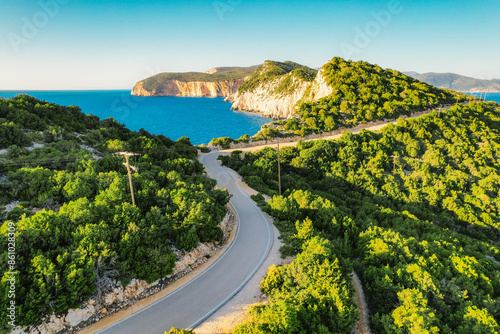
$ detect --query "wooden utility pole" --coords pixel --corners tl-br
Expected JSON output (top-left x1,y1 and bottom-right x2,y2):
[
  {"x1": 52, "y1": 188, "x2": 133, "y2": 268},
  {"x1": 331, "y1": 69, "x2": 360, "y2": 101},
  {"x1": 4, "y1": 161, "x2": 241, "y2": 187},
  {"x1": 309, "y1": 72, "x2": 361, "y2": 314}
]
[
  {"x1": 116, "y1": 152, "x2": 140, "y2": 206},
  {"x1": 277, "y1": 136, "x2": 282, "y2": 196},
  {"x1": 391, "y1": 154, "x2": 399, "y2": 174}
]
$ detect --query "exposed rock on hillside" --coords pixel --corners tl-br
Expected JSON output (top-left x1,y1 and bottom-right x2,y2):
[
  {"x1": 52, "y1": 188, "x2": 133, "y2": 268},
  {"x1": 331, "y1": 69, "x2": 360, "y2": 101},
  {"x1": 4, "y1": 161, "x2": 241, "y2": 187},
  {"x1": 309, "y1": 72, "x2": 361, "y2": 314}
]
[
  {"x1": 228, "y1": 64, "x2": 332, "y2": 119},
  {"x1": 131, "y1": 65, "x2": 259, "y2": 97},
  {"x1": 132, "y1": 78, "x2": 244, "y2": 97}
]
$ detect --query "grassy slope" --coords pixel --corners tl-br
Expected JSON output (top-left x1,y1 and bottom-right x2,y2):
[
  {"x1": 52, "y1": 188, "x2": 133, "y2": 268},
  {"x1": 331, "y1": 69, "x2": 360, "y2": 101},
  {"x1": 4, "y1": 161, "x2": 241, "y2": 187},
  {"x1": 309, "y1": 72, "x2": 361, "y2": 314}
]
[
  {"x1": 237, "y1": 60, "x2": 318, "y2": 94},
  {"x1": 141, "y1": 65, "x2": 261, "y2": 91}
]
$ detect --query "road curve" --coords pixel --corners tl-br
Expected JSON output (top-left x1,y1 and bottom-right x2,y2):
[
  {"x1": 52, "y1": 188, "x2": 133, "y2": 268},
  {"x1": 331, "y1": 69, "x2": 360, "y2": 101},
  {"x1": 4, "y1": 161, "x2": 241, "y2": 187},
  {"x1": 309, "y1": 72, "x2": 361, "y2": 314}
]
[{"x1": 96, "y1": 151, "x2": 273, "y2": 334}]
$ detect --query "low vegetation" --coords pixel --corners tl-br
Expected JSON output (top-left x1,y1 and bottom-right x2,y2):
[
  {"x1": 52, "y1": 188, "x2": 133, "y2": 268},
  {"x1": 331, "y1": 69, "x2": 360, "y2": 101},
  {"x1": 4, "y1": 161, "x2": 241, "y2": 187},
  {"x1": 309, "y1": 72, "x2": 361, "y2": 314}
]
[
  {"x1": 238, "y1": 61, "x2": 318, "y2": 95},
  {"x1": 222, "y1": 102, "x2": 500, "y2": 333},
  {"x1": 0, "y1": 95, "x2": 229, "y2": 329},
  {"x1": 141, "y1": 65, "x2": 261, "y2": 92}
]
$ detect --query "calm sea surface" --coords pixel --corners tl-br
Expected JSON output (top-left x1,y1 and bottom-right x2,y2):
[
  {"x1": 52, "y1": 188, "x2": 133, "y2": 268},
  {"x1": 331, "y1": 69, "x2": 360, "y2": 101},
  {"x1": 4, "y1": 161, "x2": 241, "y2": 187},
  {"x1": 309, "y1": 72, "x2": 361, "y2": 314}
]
[
  {"x1": 1, "y1": 91, "x2": 499, "y2": 144},
  {"x1": 471, "y1": 92, "x2": 500, "y2": 103},
  {"x1": 0, "y1": 90, "x2": 270, "y2": 145}
]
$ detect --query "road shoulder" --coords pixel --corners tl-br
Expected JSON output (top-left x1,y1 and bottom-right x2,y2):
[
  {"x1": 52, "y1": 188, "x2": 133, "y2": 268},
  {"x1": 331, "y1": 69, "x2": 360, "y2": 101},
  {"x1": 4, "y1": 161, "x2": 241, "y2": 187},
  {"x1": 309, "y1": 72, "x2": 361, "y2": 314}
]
[
  {"x1": 194, "y1": 164, "x2": 286, "y2": 334},
  {"x1": 78, "y1": 204, "x2": 239, "y2": 334}
]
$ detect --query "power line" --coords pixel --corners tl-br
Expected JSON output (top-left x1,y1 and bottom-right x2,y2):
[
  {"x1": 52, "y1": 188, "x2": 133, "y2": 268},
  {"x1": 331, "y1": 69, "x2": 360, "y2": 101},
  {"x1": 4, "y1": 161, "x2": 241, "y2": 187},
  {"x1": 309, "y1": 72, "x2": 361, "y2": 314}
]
[{"x1": 0, "y1": 145, "x2": 198, "y2": 167}]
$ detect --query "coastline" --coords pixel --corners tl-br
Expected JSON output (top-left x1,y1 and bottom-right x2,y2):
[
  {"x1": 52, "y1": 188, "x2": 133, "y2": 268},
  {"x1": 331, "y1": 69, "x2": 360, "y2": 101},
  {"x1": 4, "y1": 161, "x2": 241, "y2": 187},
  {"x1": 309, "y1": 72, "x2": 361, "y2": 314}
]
[{"x1": 0, "y1": 92, "x2": 270, "y2": 146}]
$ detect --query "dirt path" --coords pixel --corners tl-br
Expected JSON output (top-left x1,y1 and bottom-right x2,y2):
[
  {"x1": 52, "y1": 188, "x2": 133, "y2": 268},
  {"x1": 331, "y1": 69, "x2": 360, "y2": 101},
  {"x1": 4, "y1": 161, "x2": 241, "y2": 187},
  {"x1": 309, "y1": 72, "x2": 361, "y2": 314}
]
[
  {"x1": 351, "y1": 271, "x2": 371, "y2": 334},
  {"x1": 221, "y1": 106, "x2": 454, "y2": 153}
]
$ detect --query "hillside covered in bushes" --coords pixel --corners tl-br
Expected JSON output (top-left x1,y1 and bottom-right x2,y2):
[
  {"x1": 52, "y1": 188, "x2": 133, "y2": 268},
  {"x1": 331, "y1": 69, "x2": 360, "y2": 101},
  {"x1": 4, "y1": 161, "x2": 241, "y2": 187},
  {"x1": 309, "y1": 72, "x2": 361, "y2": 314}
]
[
  {"x1": 0, "y1": 95, "x2": 229, "y2": 329},
  {"x1": 221, "y1": 102, "x2": 500, "y2": 333}
]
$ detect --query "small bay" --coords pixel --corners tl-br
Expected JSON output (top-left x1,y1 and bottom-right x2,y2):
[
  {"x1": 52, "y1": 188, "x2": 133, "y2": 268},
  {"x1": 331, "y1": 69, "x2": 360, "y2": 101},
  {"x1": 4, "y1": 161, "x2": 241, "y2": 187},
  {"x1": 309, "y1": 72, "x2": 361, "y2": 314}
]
[{"x1": 0, "y1": 90, "x2": 270, "y2": 145}]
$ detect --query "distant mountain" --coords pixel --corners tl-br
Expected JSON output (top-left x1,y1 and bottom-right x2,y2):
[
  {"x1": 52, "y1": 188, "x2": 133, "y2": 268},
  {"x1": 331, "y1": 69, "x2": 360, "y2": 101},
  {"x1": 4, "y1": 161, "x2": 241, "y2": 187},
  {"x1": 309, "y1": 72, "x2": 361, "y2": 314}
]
[
  {"x1": 403, "y1": 71, "x2": 420, "y2": 78},
  {"x1": 404, "y1": 72, "x2": 500, "y2": 92}
]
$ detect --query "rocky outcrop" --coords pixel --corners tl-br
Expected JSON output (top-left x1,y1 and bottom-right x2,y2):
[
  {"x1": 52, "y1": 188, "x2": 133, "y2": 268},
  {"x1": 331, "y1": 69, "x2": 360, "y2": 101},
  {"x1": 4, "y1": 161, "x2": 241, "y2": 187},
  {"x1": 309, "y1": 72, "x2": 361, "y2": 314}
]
[
  {"x1": 131, "y1": 78, "x2": 245, "y2": 98},
  {"x1": 306, "y1": 67, "x2": 334, "y2": 101},
  {"x1": 130, "y1": 62, "x2": 336, "y2": 119},
  {"x1": 228, "y1": 68, "x2": 333, "y2": 119}
]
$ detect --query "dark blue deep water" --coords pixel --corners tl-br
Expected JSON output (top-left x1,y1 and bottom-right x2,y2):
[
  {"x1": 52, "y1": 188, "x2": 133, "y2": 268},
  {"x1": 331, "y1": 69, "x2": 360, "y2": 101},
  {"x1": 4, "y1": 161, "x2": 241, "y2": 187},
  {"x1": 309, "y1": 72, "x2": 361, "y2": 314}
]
[{"x1": 0, "y1": 90, "x2": 270, "y2": 145}]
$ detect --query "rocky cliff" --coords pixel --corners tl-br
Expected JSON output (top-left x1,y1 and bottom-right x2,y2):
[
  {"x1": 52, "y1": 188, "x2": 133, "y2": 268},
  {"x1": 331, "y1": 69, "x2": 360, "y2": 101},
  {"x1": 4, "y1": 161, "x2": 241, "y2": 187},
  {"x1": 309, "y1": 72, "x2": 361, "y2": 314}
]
[
  {"x1": 131, "y1": 61, "x2": 342, "y2": 119},
  {"x1": 131, "y1": 78, "x2": 245, "y2": 98},
  {"x1": 228, "y1": 61, "x2": 333, "y2": 119},
  {"x1": 131, "y1": 65, "x2": 259, "y2": 97}
]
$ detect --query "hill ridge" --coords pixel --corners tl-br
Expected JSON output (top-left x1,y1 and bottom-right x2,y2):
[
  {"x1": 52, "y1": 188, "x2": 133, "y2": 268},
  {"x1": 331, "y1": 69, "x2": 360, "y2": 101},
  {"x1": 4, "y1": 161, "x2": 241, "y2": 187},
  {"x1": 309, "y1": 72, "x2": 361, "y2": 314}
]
[{"x1": 404, "y1": 71, "x2": 500, "y2": 92}]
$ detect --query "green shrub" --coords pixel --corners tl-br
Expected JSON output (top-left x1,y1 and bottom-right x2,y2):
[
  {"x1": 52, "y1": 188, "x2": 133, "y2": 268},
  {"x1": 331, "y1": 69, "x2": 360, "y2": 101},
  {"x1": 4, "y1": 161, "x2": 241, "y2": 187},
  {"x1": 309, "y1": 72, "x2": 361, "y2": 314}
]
[
  {"x1": 176, "y1": 229, "x2": 200, "y2": 251},
  {"x1": 250, "y1": 193, "x2": 266, "y2": 206},
  {"x1": 209, "y1": 137, "x2": 233, "y2": 149}
]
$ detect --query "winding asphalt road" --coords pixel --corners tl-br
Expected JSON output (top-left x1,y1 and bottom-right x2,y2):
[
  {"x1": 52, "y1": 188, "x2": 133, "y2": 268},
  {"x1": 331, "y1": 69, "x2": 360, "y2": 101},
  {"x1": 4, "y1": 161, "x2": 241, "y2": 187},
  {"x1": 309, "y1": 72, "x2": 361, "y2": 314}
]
[{"x1": 97, "y1": 151, "x2": 273, "y2": 334}]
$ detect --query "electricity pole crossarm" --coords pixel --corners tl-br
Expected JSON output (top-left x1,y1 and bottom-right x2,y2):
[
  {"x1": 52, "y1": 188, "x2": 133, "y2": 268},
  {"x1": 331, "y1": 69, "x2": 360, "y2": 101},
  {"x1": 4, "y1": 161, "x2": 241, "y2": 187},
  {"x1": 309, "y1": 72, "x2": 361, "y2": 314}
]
[{"x1": 115, "y1": 152, "x2": 140, "y2": 206}]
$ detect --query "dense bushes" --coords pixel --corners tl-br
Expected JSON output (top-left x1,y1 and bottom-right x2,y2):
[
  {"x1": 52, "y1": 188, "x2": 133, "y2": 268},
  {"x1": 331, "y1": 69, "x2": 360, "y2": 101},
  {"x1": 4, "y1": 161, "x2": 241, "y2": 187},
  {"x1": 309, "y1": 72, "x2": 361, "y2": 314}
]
[
  {"x1": 0, "y1": 96, "x2": 229, "y2": 329},
  {"x1": 223, "y1": 102, "x2": 500, "y2": 333},
  {"x1": 238, "y1": 61, "x2": 317, "y2": 94},
  {"x1": 235, "y1": 237, "x2": 358, "y2": 334}
]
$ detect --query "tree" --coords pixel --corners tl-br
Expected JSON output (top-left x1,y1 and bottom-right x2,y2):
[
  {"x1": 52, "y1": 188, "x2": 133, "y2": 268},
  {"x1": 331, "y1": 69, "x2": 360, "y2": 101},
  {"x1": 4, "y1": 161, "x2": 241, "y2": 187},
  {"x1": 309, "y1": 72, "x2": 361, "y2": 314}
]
[
  {"x1": 0, "y1": 96, "x2": 232, "y2": 328},
  {"x1": 392, "y1": 289, "x2": 441, "y2": 334}
]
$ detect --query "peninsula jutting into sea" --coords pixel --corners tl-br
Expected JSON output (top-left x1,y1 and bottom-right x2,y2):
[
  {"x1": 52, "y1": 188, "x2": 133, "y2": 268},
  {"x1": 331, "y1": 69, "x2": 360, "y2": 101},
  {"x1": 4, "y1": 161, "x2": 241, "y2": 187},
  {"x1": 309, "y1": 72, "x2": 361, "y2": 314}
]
[
  {"x1": 2, "y1": 0, "x2": 500, "y2": 333},
  {"x1": 2, "y1": 53, "x2": 500, "y2": 333},
  {"x1": 132, "y1": 59, "x2": 500, "y2": 120}
]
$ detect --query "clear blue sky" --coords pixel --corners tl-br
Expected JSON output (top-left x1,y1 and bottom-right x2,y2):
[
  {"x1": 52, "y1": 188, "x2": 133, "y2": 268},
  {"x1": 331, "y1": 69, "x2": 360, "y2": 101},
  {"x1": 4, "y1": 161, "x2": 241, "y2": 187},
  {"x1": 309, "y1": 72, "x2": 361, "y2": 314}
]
[{"x1": 1, "y1": 0, "x2": 499, "y2": 90}]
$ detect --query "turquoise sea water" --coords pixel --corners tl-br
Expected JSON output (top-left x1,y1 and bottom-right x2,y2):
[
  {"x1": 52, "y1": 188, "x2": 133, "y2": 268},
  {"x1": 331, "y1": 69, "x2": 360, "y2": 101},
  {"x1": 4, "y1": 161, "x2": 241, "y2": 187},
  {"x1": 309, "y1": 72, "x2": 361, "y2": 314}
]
[
  {"x1": 0, "y1": 90, "x2": 270, "y2": 145},
  {"x1": 471, "y1": 92, "x2": 500, "y2": 103},
  {"x1": 1, "y1": 91, "x2": 499, "y2": 145}
]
